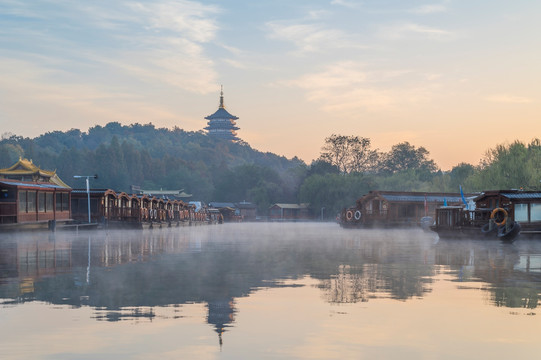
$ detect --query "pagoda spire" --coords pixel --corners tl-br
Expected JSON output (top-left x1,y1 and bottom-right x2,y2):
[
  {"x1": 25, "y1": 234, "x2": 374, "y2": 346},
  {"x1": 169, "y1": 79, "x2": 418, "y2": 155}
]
[{"x1": 219, "y1": 85, "x2": 224, "y2": 109}]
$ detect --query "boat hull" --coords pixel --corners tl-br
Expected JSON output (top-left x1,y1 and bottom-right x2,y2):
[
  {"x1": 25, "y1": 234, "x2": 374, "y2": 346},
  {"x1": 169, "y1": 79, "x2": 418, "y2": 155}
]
[{"x1": 431, "y1": 221, "x2": 520, "y2": 242}]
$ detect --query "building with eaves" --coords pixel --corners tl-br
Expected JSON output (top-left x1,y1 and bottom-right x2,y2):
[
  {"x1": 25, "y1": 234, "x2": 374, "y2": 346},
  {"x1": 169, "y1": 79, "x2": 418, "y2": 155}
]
[
  {"x1": 0, "y1": 158, "x2": 71, "y2": 225},
  {"x1": 204, "y1": 86, "x2": 240, "y2": 141}
]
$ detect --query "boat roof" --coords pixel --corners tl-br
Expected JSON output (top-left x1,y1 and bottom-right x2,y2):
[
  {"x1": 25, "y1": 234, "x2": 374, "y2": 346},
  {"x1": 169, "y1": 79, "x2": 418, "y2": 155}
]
[
  {"x1": 0, "y1": 179, "x2": 70, "y2": 190},
  {"x1": 500, "y1": 192, "x2": 541, "y2": 200},
  {"x1": 475, "y1": 190, "x2": 541, "y2": 201},
  {"x1": 379, "y1": 194, "x2": 472, "y2": 203}
]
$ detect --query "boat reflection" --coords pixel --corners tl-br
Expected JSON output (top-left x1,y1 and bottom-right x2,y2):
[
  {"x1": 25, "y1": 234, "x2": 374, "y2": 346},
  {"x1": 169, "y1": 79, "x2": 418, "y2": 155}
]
[{"x1": 1, "y1": 225, "x2": 540, "y2": 338}]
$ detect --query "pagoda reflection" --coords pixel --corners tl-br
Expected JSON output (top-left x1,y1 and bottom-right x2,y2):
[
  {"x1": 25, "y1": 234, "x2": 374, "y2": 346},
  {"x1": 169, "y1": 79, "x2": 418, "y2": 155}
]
[{"x1": 1, "y1": 227, "x2": 541, "y2": 344}]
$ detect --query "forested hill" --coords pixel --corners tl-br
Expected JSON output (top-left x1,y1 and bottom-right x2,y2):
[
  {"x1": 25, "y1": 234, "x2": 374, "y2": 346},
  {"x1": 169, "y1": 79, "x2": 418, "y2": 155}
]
[
  {"x1": 2, "y1": 124, "x2": 539, "y2": 217},
  {"x1": 0, "y1": 122, "x2": 305, "y2": 203}
]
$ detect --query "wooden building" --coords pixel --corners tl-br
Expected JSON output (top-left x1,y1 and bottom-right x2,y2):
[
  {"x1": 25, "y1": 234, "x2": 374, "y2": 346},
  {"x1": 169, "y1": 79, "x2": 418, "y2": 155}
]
[
  {"x1": 208, "y1": 202, "x2": 240, "y2": 222},
  {"x1": 0, "y1": 180, "x2": 71, "y2": 225},
  {"x1": 236, "y1": 201, "x2": 257, "y2": 221},
  {"x1": 71, "y1": 188, "x2": 203, "y2": 228},
  {"x1": 474, "y1": 190, "x2": 541, "y2": 235},
  {"x1": 0, "y1": 158, "x2": 70, "y2": 187},
  {"x1": 0, "y1": 159, "x2": 71, "y2": 226},
  {"x1": 269, "y1": 203, "x2": 310, "y2": 221},
  {"x1": 71, "y1": 189, "x2": 117, "y2": 223},
  {"x1": 340, "y1": 190, "x2": 472, "y2": 228}
]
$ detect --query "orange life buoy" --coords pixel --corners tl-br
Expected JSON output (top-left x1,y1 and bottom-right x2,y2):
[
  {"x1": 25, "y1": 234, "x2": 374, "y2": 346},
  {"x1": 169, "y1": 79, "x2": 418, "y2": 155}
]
[
  {"x1": 346, "y1": 210, "x2": 353, "y2": 221},
  {"x1": 490, "y1": 207, "x2": 508, "y2": 226}
]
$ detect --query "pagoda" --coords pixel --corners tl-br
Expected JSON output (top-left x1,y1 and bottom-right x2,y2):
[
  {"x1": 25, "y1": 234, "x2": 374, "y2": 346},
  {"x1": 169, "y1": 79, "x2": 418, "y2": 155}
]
[{"x1": 204, "y1": 86, "x2": 240, "y2": 141}]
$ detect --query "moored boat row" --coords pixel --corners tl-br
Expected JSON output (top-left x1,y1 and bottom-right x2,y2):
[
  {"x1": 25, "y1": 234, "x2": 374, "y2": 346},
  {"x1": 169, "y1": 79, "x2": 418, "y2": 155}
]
[
  {"x1": 339, "y1": 189, "x2": 541, "y2": 241},
  {"x1": 0, "y1": 158, "x2": 222, "y2": 231}
]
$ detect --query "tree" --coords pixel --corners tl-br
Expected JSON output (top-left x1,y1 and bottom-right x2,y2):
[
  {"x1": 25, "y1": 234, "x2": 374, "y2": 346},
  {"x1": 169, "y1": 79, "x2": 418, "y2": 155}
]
[
  {"x1": 299, "y1": 173, "x2": 374, "y2": 219},
  {"x1": 380, "y1": 142, "x2": 437, "y2": 174},
  {"x1": 0, "y1": 143, "x2": 24, "y2": 167},
  {"x1": 448, "y1": 163, "x2": 475, "y2": 191},
  {"x1": 467, "y1": 139, "x2": 541, "y2": 190},
  {"x1": 307, "y1": 160, "x2": 339, "y2": 177},
  {"x1": 319, "y1": 134, "x2": 379, "y2": 173}
]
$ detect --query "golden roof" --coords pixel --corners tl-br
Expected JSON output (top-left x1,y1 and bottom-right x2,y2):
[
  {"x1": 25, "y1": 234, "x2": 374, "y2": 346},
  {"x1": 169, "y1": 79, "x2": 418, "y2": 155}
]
[{"x1": 0, "y1": 158, "x2": 71, "y2": 188}]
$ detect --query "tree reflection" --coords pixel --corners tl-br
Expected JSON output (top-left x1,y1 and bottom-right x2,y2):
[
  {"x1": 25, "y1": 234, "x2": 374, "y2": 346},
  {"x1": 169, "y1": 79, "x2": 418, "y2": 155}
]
[{"x1": 1, "y1": 225, "x2": 540, "y2": 340}]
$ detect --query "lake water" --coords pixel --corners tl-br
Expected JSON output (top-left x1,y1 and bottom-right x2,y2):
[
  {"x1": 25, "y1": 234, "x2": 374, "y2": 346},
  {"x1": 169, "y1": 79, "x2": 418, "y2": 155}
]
[{"x1": 1, "y1": 223, "x2": 541, "y2": 359}]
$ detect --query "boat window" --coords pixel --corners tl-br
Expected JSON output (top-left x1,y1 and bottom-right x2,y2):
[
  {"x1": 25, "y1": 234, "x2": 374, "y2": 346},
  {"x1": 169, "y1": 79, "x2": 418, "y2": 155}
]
[
  {"x1": 18, "y1": 191, "x2": 27, "y2": 212},
  {"x1": 46, "y1": 192, "x2": 53, "y2": 212},
  {"x1": 27, "y1": 191, "x2": 36, "y2": 212},
  {"x1": 57, "y1": 192, "x2": 69, "y2": 211},
  {"x1": 515, "y1": 203, "x2": 529, "y2": 222},
  {"x1": 1, "y1": 188, "x2": 15, "y2": 202},
  {"x1": 531, "y1": 203, "x2": 541, "y2": 222},
  {"x1": 90, "y1": 198, "x2": 99, "y2": 213},
  {"x1": 63, "y1": 193, "x2": 69, "y2": 211},
  {"x1": 56, "y1": 193, "x2": 62, "y2": 211},
  {"x1": 38, "y1": 192, "x2": 46, "y2": 212}
]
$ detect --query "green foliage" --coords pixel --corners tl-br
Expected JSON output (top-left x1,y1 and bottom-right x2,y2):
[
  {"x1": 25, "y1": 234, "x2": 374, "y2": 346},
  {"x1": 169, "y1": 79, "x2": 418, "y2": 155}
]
[
  {"x1": 319, "y1": 134, "x2": 379, "y2": 173},
  {"x1": 379, "y1": 142, "x2": 437, "y2": 174},
  {"x1": 213, "y1": 164, "x2": 288, "y2": 212},
  {"x1": 374, "y1": 168, "x2": 437, "y2": 192},
  {"x1": 466, "y1": 139, "x2": 541, "y2": 191},
  {"x1": 299, "y1": 173, "x2": 375, "y2": 219},
  {"x1": 448, "y1": 163, "x2": 475, "y2": 191},
  {"x1": 0, "y1": 122, "x2": 305, "y2": 211},
  {"x1": 0, "y1": 143, "x2": 24, "y2": 167},
  {"x1": 3, "y1": 123, "x2": 539, "y2": 218},
  {"x1": 307, "y1": 160, "x2": 339, "y2": 176}
]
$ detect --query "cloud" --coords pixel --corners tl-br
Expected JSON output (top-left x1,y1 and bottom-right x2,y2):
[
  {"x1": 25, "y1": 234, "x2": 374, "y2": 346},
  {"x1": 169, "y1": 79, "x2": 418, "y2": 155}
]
[
  {"x1": 223, "y1": 58, "x2": 248, "y2": 69},
  {"x1": 0, "y1": 57, "x2": 183, "y2": 136},
  {"x1": 280, "y1": 61, "x2": 437, "y2": 113},
  {"x1": 485, "y1": 95, "x2": 533, "y2": 104},
  {"x1": 308, "y1": 9, "x2": 330, "y2": 20},
  {"x1": 379, "y1": 23, "x2": 454, "y2": 40},
  {"x1": 0, "y1": 1, "x2": 222, "y2": 94},
  {"x1": 127, "y1": 1, "x2": 219, "y2": 43},
  {"x1": 266, "y1": 21, "x2": 362, "y2": 54},
  {"x1": 409, "y1": 4, "x2": 448, "y2": 14},
  {"x1": 330, "y1": 0, "x2": 359, "y2": 9}
]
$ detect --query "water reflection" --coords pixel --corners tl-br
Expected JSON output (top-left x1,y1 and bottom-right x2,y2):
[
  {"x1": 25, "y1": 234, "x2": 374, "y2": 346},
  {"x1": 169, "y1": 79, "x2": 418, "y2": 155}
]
[
  {"x1": 433, "y1": 239, "x2": 541, "y2": 309},
  {"x1": 1, "y1": 224, "x2": 540, "y2": 334}
]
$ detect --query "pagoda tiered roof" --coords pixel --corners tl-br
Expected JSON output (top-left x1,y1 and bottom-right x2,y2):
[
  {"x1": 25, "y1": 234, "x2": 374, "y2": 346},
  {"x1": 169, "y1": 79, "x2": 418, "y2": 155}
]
[
  {"x1": 204, "y1": 86, "x2": 240, "y2": 141},
  {"x1": 0, "y1": 158, "x2": 70, "y2": 188},
  {"x1": 205, "y1": 107, "x2": 238, "y2": 120}
]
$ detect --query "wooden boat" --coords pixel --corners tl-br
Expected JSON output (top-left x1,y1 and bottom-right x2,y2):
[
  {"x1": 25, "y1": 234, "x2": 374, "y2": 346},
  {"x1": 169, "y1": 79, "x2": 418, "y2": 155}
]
[
  {"x1": 474, "y1": 190, "x2": 541, "y2": 239},
  {"x1": 339, "y1": 191, "x2": 474, "y2": 228},
  {"x1": 430, "y1": 206, "x2": 521, "y2": 242}
]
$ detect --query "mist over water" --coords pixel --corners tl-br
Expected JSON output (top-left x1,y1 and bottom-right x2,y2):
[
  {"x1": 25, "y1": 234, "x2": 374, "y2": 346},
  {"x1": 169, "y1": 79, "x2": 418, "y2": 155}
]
[{"x1": 1, "y1": 223, "x2": 541, "y2": 359}]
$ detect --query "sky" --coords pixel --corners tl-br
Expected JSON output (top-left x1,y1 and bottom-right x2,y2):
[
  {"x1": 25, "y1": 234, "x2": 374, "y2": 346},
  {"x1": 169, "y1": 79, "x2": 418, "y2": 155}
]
[{"x1": 1, "y1": 0, "x2": 540, "y2": 170}]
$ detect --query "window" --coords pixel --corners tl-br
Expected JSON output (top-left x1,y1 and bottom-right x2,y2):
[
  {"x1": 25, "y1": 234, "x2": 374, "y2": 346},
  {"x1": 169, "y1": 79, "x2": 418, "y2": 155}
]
[
  {"x1": 27, "y1": 191, "x2": 36, "y2": 212},
  {"x1": 56, "y1": 193, "x2": 62, "y2": 211},
  {"x1": 515, "y1": 203, "x2": 529, "y2": 222},
  {"x1": 55, "y1": 192, "x2": 69, "y2": 211},
  {"x1": 38, "y1": 192, "x2": 45, "y2": 212},
  {"x1": 46, "y1": 192, "x2": 53, "y2": 212},
  {"x1": 0, "y1": 188, "x2": 15, "y2": 202},
  {"x1": 18, "y1": 191, "x2": 27, "y2": 212},
  {"x1": 63, "y1": 193, "x2": 69, "y2": 211},
  {"x1": 531, "y1": 203, "x2": 541, "y2": 222}
]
